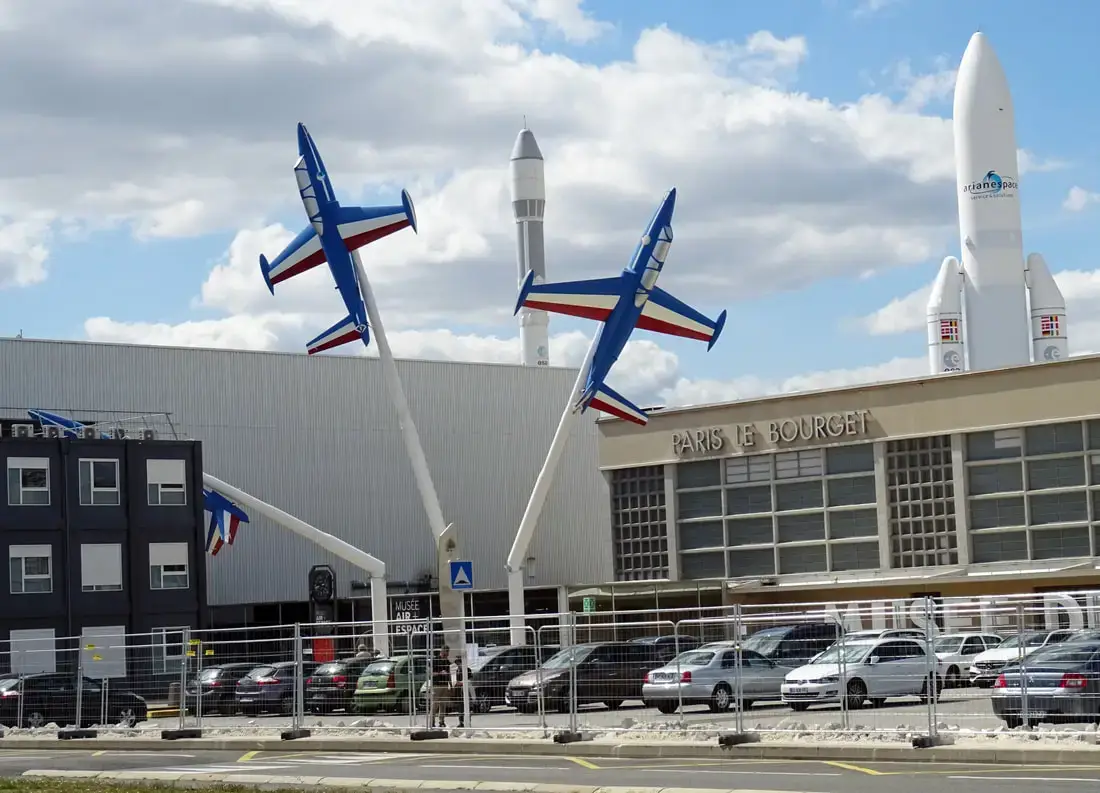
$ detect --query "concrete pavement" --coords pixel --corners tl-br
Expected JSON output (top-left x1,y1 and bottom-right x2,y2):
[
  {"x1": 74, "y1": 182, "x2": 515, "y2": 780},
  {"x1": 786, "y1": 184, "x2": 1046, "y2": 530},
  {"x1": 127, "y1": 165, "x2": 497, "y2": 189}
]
[{"x1": 16, "y1": 749, "x2": 1100, "y2": 792}]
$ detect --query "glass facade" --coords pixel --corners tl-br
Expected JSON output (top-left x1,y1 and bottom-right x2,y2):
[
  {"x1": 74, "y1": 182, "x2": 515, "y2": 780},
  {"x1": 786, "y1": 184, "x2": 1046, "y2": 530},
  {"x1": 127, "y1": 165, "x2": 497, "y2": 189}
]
[
  {"x1": 675, "y1": 443, "x2": 879, "y2": 580},
  {"x1": 887, "y1": 435, "x2": 958, "y2": 568},
  {"x1": 964, "y1": 421, "x2": 1100, "y2": 563},
  {"x1": 609, "y1": 465, "x2": 669, "y2": 581}
]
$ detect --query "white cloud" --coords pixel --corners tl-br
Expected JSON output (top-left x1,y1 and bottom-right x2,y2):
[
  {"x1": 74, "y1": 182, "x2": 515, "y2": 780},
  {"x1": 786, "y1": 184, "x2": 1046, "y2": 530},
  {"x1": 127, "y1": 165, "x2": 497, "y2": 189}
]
[
  {"x1": 0, "y1": 215, "x2": 51, "y2": 288},
  {"x1": 1064, "y1": 186, "x2": 1100, "y2": 212}
]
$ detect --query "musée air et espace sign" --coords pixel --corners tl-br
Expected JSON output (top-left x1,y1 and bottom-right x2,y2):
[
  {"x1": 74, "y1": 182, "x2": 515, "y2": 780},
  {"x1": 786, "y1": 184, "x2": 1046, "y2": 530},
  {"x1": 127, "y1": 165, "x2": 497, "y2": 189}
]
[{"x1": 672, "y1": 409, "x2": 872, "y2": 457}]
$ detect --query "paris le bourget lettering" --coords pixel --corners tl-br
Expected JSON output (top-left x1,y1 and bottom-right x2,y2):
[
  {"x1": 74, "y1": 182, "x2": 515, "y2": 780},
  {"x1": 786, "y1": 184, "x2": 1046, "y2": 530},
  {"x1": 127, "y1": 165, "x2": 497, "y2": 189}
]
[{"x1": 672, "y1": 409, "x2": 871, "y2": 456}]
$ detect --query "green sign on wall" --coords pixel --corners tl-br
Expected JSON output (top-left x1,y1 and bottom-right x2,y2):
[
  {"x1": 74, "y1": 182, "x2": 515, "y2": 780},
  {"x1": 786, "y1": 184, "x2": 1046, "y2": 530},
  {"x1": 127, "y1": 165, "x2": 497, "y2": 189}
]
[{"x1": 582, "y1": 596, "x2": 596, "y2": 613}]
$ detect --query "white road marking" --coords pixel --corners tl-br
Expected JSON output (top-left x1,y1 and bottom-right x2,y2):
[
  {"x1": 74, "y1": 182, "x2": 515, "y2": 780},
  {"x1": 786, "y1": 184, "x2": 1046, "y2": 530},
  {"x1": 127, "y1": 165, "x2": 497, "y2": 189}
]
[
  {"x1": 950, "y1": 776, "x2": 1100, "y2": 783},
  {"x1": 163, "y1": 765, "x2": 292, "y2": 774},
  {"x1": 95, "y1": 752, "x2": 196, "y2": 758}
]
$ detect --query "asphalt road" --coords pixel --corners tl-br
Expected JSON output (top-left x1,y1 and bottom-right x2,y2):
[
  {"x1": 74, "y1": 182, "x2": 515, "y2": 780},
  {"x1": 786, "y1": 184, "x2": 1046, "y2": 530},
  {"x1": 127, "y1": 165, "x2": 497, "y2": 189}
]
[
  {"x1": 165, "y1": 689, "x2": 1022, "y2": 735},
  {"x1": 7, "y1": 749, "x2": 1100, "y2": 792}
]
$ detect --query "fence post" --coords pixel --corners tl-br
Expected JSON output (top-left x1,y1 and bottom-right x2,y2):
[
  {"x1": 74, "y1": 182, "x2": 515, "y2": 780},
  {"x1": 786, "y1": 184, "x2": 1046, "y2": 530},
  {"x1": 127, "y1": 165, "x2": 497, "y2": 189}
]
[
  {"x1": 177, "y1": 629, "x2": 189, "y2": 732},
  {"x1": 293, "y1": 623, "x2": 303, "y2": 732},
  {"x1": 1017, "y1": 602, "x2": 1029, "y2": 728},
  {"x1": 17, "y1": 673, "x2": 24, "y2": 729},
  {"x1": 75, "y1": 645, "x2": 85, "y2": 729},
  {"x1": 568, "y1": 612, "x2": 578, "y2": 737},
  {"x1": 837, "y1": 620, "x2": 848, "y2": 731},
  {"x1": 195, "y1": 639, "x2": 204, "y2": 732},
  {"x1": 924, "y1": 596, "x2": 938, "y2": 740}
]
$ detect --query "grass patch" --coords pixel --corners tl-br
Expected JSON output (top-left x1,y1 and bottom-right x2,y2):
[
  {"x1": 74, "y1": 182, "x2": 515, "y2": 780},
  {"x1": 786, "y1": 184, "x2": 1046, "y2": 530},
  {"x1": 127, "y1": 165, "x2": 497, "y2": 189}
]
[{"x1": 0, "y1": 782, "x2": 316, "y2": 793}]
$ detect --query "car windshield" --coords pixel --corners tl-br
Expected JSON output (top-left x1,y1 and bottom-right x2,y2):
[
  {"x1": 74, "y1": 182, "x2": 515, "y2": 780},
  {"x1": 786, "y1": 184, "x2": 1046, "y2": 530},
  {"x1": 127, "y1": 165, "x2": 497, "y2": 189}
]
[
  {"x1": 742, "y1": 627, "x2": 789, "y2": 656},
  {"x1": 998, "y1": 633, "x2": 1046, "y2": 649},
  {"x1": 314, "y1": 663, "x2": 343, "y2": 676},
  {"x1": 248, "y1": 666, "x2": 275, "y2": 679},
  {"x1": 470, "y1": 648, "x2": 510, "y2": 672},
  {"x1": 934, "y1": 637, "x2": 965, "y2": 653},
  {"x1": 670, "y1": 650, "x2": 715, "y2": 666},
  {"x1": 199, "y1": 668, "x2": 221, "y2": 681},
  {"x1": 0, "y1": 679, "x2": 19, "y2": 691},
  {"x1": 363, "y1": 661, "x2": 395, "y2": 675},
  {"x1": 811, "y1": 644, "x2": 872, "y2": 665},
  {"x1": 542, "y1": 645, "x2": 595, "y2": 669},
  {"x1": 1026, "y1": 642, "x2": 1100, "y2": 666}
]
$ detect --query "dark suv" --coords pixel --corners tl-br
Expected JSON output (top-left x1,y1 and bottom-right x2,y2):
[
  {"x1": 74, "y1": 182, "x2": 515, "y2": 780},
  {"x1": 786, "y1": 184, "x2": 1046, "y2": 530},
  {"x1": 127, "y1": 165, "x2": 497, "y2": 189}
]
[
  {"x1": 185, "y1": 662, "x2": 256, "y2": 715},
  {"x1": 467, "y1": 644, "x2": 559, "y2": 712},
  {"x1": 505, "y1": 641, "x2": 659, "y2": 713},
  {"x1": 306, "y1": 658, "x2": 376, "y2": 714},
  {"x1": 742, "y1": 623, "x2": 841, "y2": 667},
  {"x1": 235, "y1": 661, "x2": 319, "y2": 715},
  {"x1": 0, "y1": 673, "x2": 147, "y2": 728}
]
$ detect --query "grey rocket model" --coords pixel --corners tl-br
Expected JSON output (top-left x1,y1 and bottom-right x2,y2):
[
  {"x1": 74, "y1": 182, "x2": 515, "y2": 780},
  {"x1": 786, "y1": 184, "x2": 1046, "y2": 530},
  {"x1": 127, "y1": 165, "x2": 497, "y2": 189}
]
[{"x1": 510, "y1": 127, "x2": 550, "y2": 366}]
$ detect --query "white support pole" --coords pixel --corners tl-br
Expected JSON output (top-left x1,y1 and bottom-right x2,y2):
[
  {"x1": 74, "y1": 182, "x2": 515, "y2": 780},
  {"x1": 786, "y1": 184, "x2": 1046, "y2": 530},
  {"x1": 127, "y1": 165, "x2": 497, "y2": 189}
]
[
  {"x1": 370, "y1": 575, "x2": 390, "y2": 657},
  {"x1": 505, "y1": 332, "x2": 599, "y2": 645},
  {"x1": 202, "y1": 472, "x2": 386, "y2": 578},
  {"x1": 352, "y1": 249, "x2": 448, "y2": 541}
]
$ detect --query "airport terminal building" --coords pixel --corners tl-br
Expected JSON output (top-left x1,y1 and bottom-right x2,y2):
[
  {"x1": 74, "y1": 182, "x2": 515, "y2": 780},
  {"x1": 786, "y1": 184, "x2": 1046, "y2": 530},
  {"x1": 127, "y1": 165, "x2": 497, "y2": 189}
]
[
  {"x1": 0, "y1": 338, "x2": 612, "y2": 635},
  {"x1": 587, "y1": 354, "x2": 1100, "y2": 619}
]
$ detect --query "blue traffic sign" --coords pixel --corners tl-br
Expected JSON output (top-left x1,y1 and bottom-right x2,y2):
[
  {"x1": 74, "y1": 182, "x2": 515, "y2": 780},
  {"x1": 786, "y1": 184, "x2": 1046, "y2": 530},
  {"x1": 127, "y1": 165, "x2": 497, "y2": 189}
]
[{"x1": 449, "y1": 560, "x2": 473, "y2": 590}]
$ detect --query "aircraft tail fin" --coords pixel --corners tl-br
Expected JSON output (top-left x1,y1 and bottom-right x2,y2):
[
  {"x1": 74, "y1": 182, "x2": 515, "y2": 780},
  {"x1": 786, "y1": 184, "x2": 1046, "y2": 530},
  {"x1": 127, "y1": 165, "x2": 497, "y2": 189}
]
[
  {"x1": 306, "y1": 313, "x2": 369, "y2": 355},
  {"x1": 579, "y1": 382, "x2": 649, "y2": 426}
]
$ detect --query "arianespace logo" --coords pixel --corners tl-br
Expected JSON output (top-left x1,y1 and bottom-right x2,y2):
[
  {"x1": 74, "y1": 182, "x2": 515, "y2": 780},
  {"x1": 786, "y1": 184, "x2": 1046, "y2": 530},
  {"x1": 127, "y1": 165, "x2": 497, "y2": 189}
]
[{"x1": 963, "y1": 170, "x2": 1018, "y2": 200}]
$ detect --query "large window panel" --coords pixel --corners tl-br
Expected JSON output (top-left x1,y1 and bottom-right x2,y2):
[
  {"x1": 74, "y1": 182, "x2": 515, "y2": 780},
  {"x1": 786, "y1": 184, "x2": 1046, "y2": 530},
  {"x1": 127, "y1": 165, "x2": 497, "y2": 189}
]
[
  {"x1": 971, "y1": 530, "x2": 1028, "y2": 563},
  {"x1": 967, "y1": 429, "x2": 1022, "y2": 461},
  {"x1": 726, "y1": 516, "x2": 774, "y2": 546},
  {"x1": 677, "y1": 460, "x2": 721, "y2": 489},
  {"x1": 677, "y1": 489, "x2": 722, "y2": 519},
  {"x1": 1027, "y1": 457, "x2": 1086, "y2": 490},
  {"x1": 725, "y1": 455, "x2": 771, "y2": 484},
  {"x1": 1029, "y1": 491, "x2": 1088, "y2": 525},
  {"x1": 830, "y1": 541, "x2": 880, "y2": 571},
  {"x1": 829, "y1": 508, "x2": 878, "y2": 539},
  {"x1": 775, "y1": 449, "x2": 823, "y2": 479},
  {"x1": 778, "y1": 544, "x2": 827, "y2": 574},
  {"x1": 777, "y1": 512, "x2": 825, "y2": 544},
  {"x1": 825, "y1": 444, "x2": 874, "y2": 475},
  {"x1": 1088, "y1": 420, "x2": 1100, "y2": 450},
  {"x1": 1031, "y1": 526, "x2": 1091, "y2": 560},
  {"x1": 727, "y1": 547, "x2": 775, "y2": 577},
  {"x1": 726, "y1": 485, "x2": 771, "y2": 515},
  {"x1": 968, "y1": 463, "x2": 1023, "y2": 495},
  {"x1": 827, "y1": 476, "x2": 875, "y2": 506},
  {"x1": 969, "y1": 496, "x2": 1025, "y2": 529},
  {"x1": 679, "y1": 521, "x2": 724, "y2": 551},
  {"x1": 775, "y1": 480, "x2": 823, "y2": 511},
  {"x1": 679, "y1": 551, "x2": 726, "y2": 580},
  {"x1": 1025, "y1": 422, "x2": 1084, "y2": 456}
]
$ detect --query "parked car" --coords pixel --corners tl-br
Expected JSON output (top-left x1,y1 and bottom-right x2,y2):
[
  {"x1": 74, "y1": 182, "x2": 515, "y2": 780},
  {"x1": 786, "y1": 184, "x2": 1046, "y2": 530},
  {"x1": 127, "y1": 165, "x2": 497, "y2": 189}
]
[
  {"x1": 185, "y1": 662, "x2": 256, "y2": 715},
  {"x1": 234, "y1": 661, "x2": 319, "y2": 715},
  {"x1": 933, "y1": 633, "x2": 1003, "y2": 687},
  {"x1": 741, "y1": 622, "x2": 841, "y2": 668},
  {"x1": 420, "y1": 644, "x2": 558, "y2": 713},
  {"x1": 781, "y1": 637, "x2": 941, "y2": 711},
  {"x1": 991, "y1": 639, "x2": 1100, "y2": 728},
  {"x1": 505, "y1": 641, "x2": 658, "y2": 713},
  {"x1": 969, "y1": 629, "x2": 1077, "y2": 687},
  {"x1": 0, "y1": 674, "x2": 147, "y2": 728},
  {"x1": 353, "y1": 655, "x2": 429, "y2": 714},
  {"x1": 641, "y1": 646, "x2": 791, "y2": 714},
  {"x1": 630, "y1": 635, "x2": 701, "y2": 664},
  {"x1": 810, "y1": 629, "x2": 930, "y2": 663},
  {"x1": 306, "y1": 657, "x2": 377, "y2": 714}
]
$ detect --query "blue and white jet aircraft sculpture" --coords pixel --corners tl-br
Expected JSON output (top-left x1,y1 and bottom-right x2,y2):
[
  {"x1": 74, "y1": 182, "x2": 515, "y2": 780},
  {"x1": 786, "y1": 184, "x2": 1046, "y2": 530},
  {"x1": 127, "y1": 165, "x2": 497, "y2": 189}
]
[
  {"x1": 514, "y1": 188, "x2": 726, "y2": 426},
  {"x1": 260, "y1": 123, "x2": 418, "y2": 355}
]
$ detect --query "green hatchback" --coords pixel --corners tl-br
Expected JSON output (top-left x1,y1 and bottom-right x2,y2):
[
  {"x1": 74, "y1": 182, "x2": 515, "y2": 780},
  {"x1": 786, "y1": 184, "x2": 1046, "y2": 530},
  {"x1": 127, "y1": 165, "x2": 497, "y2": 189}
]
[{"x1": 353, "y1": 655, "x2": 429, "y2": 714}]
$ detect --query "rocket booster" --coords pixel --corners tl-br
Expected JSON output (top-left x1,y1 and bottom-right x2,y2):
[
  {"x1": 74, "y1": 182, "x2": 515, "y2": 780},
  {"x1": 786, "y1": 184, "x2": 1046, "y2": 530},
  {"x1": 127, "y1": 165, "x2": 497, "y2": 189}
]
[
  {"x1": 926, "y1": 32, "x2": 1068, "y2": 374},
  {"x1": 510, "y1": 127, "x2": 550, "y2": 367}
]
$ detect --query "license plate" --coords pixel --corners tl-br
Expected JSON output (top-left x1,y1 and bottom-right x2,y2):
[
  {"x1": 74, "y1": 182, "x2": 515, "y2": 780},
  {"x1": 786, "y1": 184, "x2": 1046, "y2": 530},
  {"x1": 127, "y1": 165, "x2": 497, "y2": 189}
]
[
  {"x1": 239, "y1": 697, "x2": 255, "y2": 703},
  {"x1": 788, "y1": 687, "x2": 809, "y2": 695}
]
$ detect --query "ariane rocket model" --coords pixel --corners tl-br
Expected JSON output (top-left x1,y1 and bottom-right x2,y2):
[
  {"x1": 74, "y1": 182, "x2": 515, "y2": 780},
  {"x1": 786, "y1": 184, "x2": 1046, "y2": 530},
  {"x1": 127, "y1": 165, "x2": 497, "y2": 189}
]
[
  {"x1": 510, "y1": 126, "x2": 550, "y2": 367},
  {"x1": 927, "y1": 32, "x2": 1068, "y2": 375}
]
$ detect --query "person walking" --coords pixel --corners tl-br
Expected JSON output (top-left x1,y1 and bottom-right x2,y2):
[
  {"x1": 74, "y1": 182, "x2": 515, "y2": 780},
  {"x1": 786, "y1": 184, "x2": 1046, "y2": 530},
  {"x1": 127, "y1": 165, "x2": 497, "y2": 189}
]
[{"x1": 429, "y1": 646, "x2": 452, "y2": 728}]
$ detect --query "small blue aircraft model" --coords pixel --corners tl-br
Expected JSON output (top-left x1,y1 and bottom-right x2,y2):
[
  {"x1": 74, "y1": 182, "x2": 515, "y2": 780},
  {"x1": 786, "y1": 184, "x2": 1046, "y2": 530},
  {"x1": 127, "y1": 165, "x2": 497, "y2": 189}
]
[
  {"x1": 27, "y1": 409, "x2": 110, "y2": 439},
  {"x1": 515, "y1": 188, "x2": 726, "y2": 426},
  {"x1": 260, "y1": 123, "x2": 418, "y2": 355}
]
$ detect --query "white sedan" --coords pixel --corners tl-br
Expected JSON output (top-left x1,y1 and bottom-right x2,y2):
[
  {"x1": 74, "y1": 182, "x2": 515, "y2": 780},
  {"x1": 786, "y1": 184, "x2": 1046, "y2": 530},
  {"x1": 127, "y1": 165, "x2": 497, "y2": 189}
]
[
  {"x1": 781, "y1": 637, "x2": 942, "y2": 711},
  {"x1": 932, "y1": 632, "x2": 1003, "y2": 687}
]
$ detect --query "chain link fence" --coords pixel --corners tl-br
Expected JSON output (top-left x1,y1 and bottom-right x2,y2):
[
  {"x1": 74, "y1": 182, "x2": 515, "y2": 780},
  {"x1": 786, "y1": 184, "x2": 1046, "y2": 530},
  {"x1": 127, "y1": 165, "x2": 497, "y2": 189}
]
[{"x1": 2, "y1": 590, "x2": 1099, "y2": 741}]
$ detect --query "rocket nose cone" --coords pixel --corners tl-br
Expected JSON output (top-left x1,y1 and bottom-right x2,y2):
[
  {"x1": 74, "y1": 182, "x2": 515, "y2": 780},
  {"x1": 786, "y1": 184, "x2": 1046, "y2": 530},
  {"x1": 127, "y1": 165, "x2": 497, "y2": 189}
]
[{"x1": 511, "y1": 129, "x2": 543, "y2": 161}]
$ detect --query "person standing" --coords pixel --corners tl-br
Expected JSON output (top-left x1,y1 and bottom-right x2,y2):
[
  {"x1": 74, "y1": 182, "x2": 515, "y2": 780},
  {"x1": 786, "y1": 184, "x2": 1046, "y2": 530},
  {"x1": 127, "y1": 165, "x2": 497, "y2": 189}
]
[{"x1": 429, "y1": 646, "x2": 451, "y2": 728}]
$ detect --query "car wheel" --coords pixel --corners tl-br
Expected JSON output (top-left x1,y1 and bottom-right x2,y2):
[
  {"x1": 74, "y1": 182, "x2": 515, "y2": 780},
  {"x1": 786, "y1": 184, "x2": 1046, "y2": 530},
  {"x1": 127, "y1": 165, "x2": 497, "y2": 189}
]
[
  {"x1": 603, "y1": 699, "x2": 624, "y2": 710},
  {"x1": 868, "y1": 698, "x2": 886, "y2": 708},
  {"x1": 1003, "y1": 716, "x2": 1022, "y2": 729},
  {"x1": 945, "y1": 666, "x2": 961, "y2": 689},
  {"x1": 919, "y1": 674, "x2": 941, "y2": 704},
  {"x1": 789, "y1": 702, "x2": 809, "y2": 712},
  {"x1": 116, "y1": 708, "x2": 138, "y2": 728},
  {"x1": 474, "y1": 692, "x2": 492, "y2": 714},
  {"x1": 709, "y1": 683, "x2": 732, "y2": 713},
  {"x1": 25, "y1": 710, "x2": 46, "y2": 729},
  {"x1": 845, "y1": 679, "x2": 867, "y2": 710},
  {"x1": 656, "y1": 701, "x2": 678, "y2": 715}
]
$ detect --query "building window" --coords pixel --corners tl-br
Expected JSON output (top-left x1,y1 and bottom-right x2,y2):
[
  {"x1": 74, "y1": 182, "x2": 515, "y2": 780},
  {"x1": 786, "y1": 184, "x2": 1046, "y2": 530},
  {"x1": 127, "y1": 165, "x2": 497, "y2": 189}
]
[
  {"x1": 775, "y1": 449, "x2": 824, "y2": 479},
  {"x1": 147, "y1": 459, "x2": 187, "y2": 506},
  {"x1": 80, "y1": 543, "x2": 123, "y2": 592},
  {"x1": 9, "y1": 545, "x2": 52, "y2": 594},
  {"x1": 152, "y1": 627, "x2": 188, "y2": 674},
  {"x1": 887, "y1": 435, "x2": 957, "y2": 568},
  {"x1": 612, "y1": 465, "x2": 668, "y2": 581},
  {"x1": 79, "y1": 459, "x2": 120, "y2": 506},
  {"x1": 6, "y1": 457, "x2": 50, "y2": 506},
  {"x1": 149, "y1": 542, "x2": 190, "y2": 590}
]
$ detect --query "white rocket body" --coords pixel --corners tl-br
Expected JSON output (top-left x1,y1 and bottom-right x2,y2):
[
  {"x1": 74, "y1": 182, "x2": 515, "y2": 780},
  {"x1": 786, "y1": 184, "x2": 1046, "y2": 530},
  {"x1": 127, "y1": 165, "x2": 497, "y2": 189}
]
[
  {"x1": 927, "y1": 256, "x2": 966, "y2": 373},
  {"x1": 926, "y1": 32, "x2": 1068, "y2": 374},
  {"x1": 510, "y1": 128, "x2": 550, "y2": 367}
]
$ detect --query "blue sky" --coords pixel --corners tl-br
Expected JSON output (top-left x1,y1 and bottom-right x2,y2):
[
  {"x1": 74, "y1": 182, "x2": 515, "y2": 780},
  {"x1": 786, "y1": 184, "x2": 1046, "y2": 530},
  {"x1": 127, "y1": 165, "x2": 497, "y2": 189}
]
[{"x1": 4, "y1": 0, "x2": 1100, "y2": 404}]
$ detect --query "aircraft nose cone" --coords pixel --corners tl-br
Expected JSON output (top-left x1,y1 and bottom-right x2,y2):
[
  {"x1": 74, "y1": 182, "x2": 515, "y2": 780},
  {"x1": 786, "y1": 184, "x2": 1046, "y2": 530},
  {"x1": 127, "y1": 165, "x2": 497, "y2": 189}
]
[
  {"x1": 664, "y1": 188, "x2": 677, "y2": 212},
  {"x1": 297, "y1": 122, "x2": 311, "y2": 151}
]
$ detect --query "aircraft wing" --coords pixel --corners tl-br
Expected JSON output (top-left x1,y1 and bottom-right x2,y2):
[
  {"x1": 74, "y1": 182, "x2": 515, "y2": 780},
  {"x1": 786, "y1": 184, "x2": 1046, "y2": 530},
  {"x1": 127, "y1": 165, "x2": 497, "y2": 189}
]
[
  {"x1": 584, "y1": 381, "x2": 649, "y2": 426},
  {"x1": 637, "y1": 286, "x2": 727, "y2": 350},
  {"x1": 260, "y1": 226, "x2": 327, "y2": 294},
  {"x1": 514, "y1": 270, "x2": 622, "y2": 322},
  {"x1": 306, "y1": 313, "x2": 369, "y2": 355}
]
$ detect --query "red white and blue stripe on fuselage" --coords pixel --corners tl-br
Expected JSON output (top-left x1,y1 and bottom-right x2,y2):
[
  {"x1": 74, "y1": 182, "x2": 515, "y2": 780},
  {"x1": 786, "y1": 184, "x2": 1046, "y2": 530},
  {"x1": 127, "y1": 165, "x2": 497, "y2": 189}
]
[
  {"x1": 203, "y1": 489, "x2": 250, "y2": 556},
  {"x1": 514, "y1": 188, "x2": 727, "y2": 427},
  {"x1": 258, "y1": 123, "x2": 419, "y2": 356}
]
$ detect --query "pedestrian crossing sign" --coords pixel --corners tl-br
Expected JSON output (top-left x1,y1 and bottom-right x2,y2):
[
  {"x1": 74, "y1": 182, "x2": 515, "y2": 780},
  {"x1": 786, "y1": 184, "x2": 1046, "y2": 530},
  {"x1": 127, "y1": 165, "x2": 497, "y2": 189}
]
[{"x1": 449, "y1": 560, "x2": 473, "y2": 590}]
